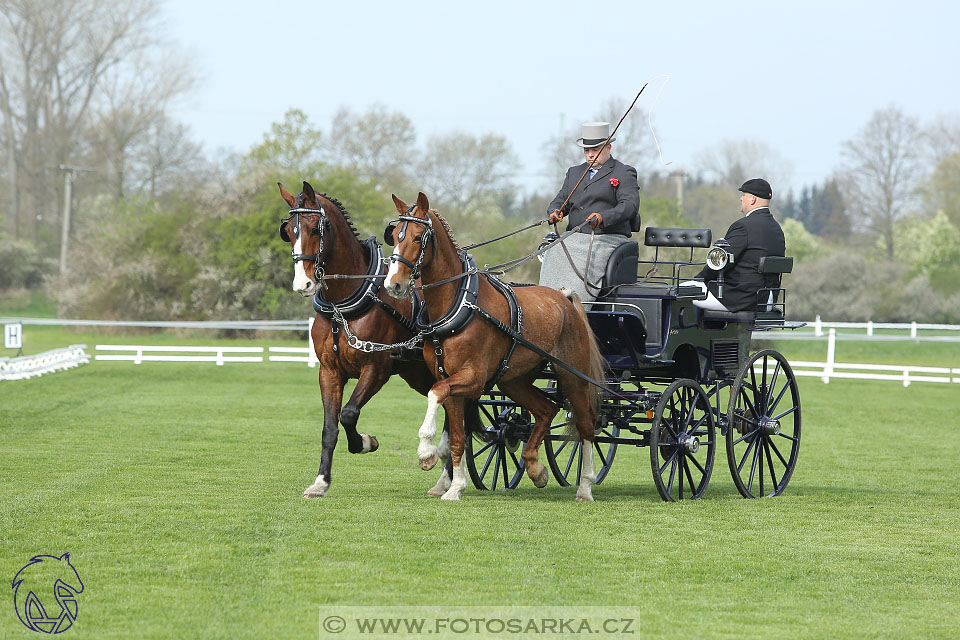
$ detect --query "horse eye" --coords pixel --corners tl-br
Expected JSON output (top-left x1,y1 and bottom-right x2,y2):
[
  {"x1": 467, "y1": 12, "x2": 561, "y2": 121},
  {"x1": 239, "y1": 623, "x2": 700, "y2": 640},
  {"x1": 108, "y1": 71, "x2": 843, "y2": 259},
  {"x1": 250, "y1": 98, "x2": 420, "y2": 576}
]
[{"x1": 309, "y1": 226, "x2": 321, "y2": 236}]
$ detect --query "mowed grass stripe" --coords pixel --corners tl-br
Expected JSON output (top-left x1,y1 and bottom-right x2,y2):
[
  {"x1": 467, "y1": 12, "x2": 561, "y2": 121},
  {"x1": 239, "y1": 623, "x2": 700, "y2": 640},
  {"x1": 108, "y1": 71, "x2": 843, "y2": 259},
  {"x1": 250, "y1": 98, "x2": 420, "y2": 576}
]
[{"x1": 2, "y1": 355, "x2": 960, "y2": 638}]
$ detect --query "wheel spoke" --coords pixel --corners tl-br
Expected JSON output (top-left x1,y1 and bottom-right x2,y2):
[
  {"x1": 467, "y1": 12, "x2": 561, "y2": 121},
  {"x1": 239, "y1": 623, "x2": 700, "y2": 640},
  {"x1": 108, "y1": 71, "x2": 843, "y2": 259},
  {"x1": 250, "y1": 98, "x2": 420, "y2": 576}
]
[
  {"x1": 594, "y1": 440, "x2": 609, "y2": 468},
  {"x1": 773, "y1": 404, "x2": 798, "y2": 421},
  {"x1": 767, "y1": 360, "x2": 783, "y2": 403},
  {"x1": 767, "y1": 379, "x2": 791, "y2": 415},
  {"x1": 764, "y1": 439, "x2": 780, "y2": 492},
  {"x1": 774, "y1": 431, "x2": 799, "y2": 442},
  {"x1": 659, "y1": 448, "x2": 678, "y2": 476},
  {"x1": 666, "y1": 455, "x2": 678, "y2": 496},
  {"x1": 500, "y1": 445, "x2": 510, "y2": 490},
  {"x1": 563, "y1": 441, "x2": 580, "y2": 478},
  {"x1": 490, "y1": 447, "x2": 502, "y2": 491},
  {"x1": 738, "y1": 435, "x2": 758, "y2": 473},
  {"x1": 747, "y1": 438, "x2": 761, "y2": 493},
  {"x1": 686, "y1": 451, "x2": 707, "y2": 475},
  {"x1": 732, "y1": 426, "x2": 761, "y2": 446},
  {"x1": 739, "y1": 385, "x2": 761, "y2": 422},
  {"x1": 683, "y1": 456, "x2": 698, "y2": 494},
  {"x1": 478, "y1": 445, "x2": 496, "y2": 478},
  {"x1": 473, "y1": 439, "x2": 495, "y2": 458},
  {"x1": 768, "y1": 437, "x2": 789, "y2": 467},
  {"x1": 553, "y1": 438, "x2": 569, "y2": 456}
]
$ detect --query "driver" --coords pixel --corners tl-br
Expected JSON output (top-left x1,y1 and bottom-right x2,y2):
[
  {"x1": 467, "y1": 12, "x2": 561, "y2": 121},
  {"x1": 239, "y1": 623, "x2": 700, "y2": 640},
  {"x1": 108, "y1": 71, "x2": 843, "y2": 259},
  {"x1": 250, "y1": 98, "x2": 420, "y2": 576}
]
[{"x1": 538, "y1": 121, "x2": 640, "y2": 302}]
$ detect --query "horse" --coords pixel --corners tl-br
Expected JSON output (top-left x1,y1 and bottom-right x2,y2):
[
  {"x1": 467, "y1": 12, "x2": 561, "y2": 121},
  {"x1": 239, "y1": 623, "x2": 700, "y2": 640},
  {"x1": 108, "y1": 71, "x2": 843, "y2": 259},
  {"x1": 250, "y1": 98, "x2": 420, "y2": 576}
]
[
  {"x1": 278, "y1": 181, "x2": 459, "y2": 498},
  {"x1": 383, "y1": 192, "x2": 605, "y2": 501}
]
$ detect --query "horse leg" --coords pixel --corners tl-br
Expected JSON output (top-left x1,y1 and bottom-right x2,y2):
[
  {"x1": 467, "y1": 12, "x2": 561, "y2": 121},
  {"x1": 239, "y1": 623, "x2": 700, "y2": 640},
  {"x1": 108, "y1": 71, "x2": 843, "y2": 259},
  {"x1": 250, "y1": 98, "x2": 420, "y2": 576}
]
[
  {"x1": 340, "y1": 363, "x2": 389, "y2": 454},
  {"x1": 439, "y1": 397, "x2": 468, "y2": 501},
  {"x1": 303, "y1": 368, "x2": 344, "y2": 498},
  {"x1": 426, "y1": 413, "x2": 452, "y2": 496},
  {"x1": 498, "y1": 377, "x2": 559, "y2": 489},
  {"x1": 416, "y1": 390, "x2": 443, "y2": 471},
  {"x1": 556, "y1": 373, "x2": 599, "y2": 502}
]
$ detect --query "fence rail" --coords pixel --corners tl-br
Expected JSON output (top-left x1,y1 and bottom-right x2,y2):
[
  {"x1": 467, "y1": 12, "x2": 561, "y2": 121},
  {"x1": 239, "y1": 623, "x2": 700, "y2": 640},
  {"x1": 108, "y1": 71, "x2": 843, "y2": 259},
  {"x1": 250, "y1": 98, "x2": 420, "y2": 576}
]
[{"x1": 94, "y1": 345, "x2": 264, "y2": 365}]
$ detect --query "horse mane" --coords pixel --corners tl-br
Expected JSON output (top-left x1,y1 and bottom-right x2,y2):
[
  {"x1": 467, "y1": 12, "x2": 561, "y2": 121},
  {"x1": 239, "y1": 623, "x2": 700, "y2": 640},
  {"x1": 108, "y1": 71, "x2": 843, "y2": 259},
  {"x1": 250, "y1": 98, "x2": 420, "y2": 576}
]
[
  {"x1": 320, "y1": 193, "x2": 361, "y2": 242},
  {"x1": 430, "y1": 209, "x2": 463, "y2": 255}
]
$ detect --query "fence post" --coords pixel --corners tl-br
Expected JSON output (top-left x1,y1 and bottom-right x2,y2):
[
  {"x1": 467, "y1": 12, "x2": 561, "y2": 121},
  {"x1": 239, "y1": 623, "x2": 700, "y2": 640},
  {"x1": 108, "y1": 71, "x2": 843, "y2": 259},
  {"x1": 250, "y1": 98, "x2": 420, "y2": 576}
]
[
  {"x1": 822, "y1": 328, "x2": 836, "y2": 384},
  {"x1": 815, "y1": 315, "x2": 823, "y2": 337},
  {"x1": 135, "y1": 348, "x2": 143, "y2": 365},
  {"x1": 867, "y1": 320, "x2": 873, "y2": 336},
  {"x1": 216, "y1": 349, "x2": 224, "y2": 366},
  {"x1": 911, "y1": 321, "x2": 917, "y2": 339},
  {"x1": 903, "y1": 369, "x2": 910, "y2": 388},
  {"x1": 308, "y1": 317, "x2": 318, "y2": 368}
]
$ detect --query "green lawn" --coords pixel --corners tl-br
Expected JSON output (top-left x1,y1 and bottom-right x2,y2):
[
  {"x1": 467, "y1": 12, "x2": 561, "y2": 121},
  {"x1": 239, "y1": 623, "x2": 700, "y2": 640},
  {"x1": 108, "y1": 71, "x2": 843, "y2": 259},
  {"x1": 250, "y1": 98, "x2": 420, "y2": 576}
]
[{"x1": 2, "y1": 332, "x2": 960, "y2": 638}]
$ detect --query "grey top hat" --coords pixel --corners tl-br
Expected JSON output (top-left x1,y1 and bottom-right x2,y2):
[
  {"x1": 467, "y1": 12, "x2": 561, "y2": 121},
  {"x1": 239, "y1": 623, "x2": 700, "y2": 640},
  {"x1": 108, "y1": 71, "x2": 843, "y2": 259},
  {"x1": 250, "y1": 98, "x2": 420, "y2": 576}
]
[{"x1": 577, "y1": 122, "x2": 615, "y2": 148}]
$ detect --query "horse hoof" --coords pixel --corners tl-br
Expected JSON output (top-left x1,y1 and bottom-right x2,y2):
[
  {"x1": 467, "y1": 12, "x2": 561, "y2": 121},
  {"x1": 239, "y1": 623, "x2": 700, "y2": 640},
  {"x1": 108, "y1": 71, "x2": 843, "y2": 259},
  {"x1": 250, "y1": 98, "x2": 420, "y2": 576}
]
[
  {"x1": 575, "y1": 491, "x2": 594, "y2": 502},
  {"x1": 368, "y1": 435, "x2": 379, "y2": 452},
  {"x1": 440, "y1": 488, "x2": 463, "y2": 501},
  {"x1": 533, "y1": 466, "x2": 549, "y2": 488},
  {"x1": 419, "y1": 453, "x2": 438, "y2": 471},
  {"x1": 303, "y1": 486, "x2": 328, "y2": 499},
  {"x1": 427, "y1": 478, "x2": 451, "y2": 497},
  {"x1": 359, "y1": 433, "x2": 378, "y2": 453}
]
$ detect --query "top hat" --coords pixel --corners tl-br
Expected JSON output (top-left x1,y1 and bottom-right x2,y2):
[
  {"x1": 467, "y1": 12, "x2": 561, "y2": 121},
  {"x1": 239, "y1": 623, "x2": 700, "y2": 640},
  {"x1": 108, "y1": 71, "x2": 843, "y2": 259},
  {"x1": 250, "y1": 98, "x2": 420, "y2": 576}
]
[{"x1": 577, "y1": 122, "x2": 615, "y2": 148}]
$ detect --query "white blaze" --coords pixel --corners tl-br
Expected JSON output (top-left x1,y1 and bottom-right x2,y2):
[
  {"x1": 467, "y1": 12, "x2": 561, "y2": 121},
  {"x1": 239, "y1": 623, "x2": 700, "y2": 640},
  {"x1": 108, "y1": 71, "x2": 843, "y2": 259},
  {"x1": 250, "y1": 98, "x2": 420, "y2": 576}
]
[{"x1": 292, "y1": 236, "x2": 313, "y2": 293}]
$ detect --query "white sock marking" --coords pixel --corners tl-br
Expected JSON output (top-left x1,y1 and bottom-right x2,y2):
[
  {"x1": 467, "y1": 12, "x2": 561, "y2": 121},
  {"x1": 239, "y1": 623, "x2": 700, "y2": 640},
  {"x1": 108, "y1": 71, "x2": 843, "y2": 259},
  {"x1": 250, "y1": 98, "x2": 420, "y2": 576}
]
[{"x1": 417, "y1": 391, "x2": 441, "y2": 462}]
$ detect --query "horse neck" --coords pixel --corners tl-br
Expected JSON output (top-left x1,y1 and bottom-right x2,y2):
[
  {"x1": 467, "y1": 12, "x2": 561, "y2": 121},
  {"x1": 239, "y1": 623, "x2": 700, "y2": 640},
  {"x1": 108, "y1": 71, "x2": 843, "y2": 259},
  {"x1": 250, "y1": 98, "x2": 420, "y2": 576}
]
[
  {"x1": 319, "y1": 199, "x2": 369, "y2": 301},
  {"x1": 420, "y1": 213, "x2": 466, "y2": 316}
]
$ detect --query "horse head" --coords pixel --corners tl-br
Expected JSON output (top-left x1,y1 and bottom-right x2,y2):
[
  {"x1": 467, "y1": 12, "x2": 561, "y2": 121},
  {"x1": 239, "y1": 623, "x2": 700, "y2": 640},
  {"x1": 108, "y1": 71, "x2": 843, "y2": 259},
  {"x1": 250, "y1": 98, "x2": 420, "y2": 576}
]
[
  {"x1": 277, "y1": 180, "x2": 331, "y2": 296},
  {"x1": 384, "y1": 192, "x2": 435, "y2": 299}
]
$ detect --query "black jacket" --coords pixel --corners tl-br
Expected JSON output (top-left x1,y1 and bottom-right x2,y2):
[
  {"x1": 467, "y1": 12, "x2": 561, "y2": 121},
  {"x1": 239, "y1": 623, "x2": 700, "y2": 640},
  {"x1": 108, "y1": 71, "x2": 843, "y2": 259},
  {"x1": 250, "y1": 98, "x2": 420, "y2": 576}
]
[
  {"x1": 547, "y1": 157, "x2": 640, "y2": 237},
  {"x1": 698, "y1": 208, "x2": 785, "y2": 312}
]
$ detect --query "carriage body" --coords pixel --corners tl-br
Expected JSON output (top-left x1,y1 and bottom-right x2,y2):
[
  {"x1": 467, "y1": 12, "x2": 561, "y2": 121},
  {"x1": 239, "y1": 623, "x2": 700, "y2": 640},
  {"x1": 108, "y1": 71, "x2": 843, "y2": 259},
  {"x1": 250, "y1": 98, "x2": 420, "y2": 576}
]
[{"x1": 466, "y1": 226, "x2": 804, "y2": 501}]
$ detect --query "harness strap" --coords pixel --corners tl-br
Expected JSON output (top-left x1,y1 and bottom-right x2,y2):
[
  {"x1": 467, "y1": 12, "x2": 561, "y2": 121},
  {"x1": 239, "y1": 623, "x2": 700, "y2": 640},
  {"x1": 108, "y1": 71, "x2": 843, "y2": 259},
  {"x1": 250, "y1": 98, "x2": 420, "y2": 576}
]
[{"x1": 331, "y1": 322, "x2": 346, "y2": 373}]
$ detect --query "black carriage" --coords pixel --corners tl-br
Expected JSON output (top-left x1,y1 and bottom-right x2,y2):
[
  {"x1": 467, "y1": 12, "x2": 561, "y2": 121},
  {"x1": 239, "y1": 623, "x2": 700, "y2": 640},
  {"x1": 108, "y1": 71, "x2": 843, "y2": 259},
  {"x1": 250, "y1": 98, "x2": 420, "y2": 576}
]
[{"x1": 464, "y1": 227, "x2": 805, "y2": 501}]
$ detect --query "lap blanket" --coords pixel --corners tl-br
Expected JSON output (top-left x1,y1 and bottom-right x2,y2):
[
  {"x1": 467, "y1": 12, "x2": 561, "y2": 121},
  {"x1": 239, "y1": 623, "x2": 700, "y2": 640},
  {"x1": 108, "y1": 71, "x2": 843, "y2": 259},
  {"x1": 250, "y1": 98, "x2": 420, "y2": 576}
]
[{"x1": 538, "y1": 232, "x2": 628, "y2": 302}]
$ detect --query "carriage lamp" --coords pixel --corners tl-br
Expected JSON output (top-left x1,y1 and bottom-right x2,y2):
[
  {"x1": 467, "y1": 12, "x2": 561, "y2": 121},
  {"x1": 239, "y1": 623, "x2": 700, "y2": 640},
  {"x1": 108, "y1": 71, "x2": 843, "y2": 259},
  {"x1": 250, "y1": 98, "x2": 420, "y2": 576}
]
[
  {"x1": 705, "y1": 238, "x2": 734, "y2": 271},
  {"x1": 537, "y1": 232, "x2": 560, "y2": 262}
]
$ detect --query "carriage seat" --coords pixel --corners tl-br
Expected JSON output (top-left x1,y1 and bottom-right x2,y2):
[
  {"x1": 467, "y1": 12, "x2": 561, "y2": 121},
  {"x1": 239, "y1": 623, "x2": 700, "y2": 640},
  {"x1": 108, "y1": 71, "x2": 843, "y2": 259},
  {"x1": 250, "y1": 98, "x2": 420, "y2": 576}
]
[
  {"x1": 701, "y1": 256, "x2": 794, "y2": 324},
  {"x1": 601, "y1": 241, "x2": 639, "y2": 292}
]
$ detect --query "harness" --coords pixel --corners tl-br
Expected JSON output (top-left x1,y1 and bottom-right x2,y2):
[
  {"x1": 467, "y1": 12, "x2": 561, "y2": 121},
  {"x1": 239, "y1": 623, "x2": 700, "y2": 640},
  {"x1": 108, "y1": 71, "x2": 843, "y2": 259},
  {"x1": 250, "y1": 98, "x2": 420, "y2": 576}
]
[{"x1": 279, "y1": 200, "x2": 328, "y2": 282}]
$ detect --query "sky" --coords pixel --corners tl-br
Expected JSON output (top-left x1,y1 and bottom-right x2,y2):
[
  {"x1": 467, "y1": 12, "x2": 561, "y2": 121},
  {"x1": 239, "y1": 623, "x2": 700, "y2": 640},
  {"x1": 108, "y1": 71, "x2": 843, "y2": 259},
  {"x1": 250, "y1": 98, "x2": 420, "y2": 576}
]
[{"x1": 163, "y1": 0, "x2": 960, "y2": 198}]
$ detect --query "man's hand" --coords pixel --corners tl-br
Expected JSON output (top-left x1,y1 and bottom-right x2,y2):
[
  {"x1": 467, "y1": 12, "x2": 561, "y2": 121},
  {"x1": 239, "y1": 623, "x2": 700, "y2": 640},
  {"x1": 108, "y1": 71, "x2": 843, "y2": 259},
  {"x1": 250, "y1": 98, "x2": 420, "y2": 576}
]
[
  {"x1": 586, "y1": 212, "x2": 603, "y2": 228},
  {"x1": 548, "y1": 209, "x2": 564, "y2": 224}
]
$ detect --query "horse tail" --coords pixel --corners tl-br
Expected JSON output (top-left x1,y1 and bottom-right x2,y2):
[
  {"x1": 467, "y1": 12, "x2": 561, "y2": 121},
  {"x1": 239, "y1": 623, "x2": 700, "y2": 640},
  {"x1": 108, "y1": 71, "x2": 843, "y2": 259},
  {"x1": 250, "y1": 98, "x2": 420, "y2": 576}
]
[{"x1": 561, "y1": 288, "x2": 604, "y2": 417}]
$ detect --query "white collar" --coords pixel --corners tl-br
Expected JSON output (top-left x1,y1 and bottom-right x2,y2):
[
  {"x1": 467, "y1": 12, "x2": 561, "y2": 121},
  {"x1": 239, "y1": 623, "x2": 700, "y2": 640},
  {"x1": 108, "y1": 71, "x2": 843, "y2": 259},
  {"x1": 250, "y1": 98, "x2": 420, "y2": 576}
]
[{"x1": 745, "y1": 206, "x2": 768, "y2": 217}]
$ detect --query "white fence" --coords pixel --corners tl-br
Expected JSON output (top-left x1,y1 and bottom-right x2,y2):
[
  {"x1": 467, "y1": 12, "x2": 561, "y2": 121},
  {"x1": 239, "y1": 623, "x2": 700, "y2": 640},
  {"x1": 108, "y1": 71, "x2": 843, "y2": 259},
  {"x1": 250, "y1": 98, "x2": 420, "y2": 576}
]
[
  {"x1": 94, "y1": 345, "x2": 265, "y2": 365},
  {"x1": 1, "y1": 345, "x2": 90, "y2": 381}
]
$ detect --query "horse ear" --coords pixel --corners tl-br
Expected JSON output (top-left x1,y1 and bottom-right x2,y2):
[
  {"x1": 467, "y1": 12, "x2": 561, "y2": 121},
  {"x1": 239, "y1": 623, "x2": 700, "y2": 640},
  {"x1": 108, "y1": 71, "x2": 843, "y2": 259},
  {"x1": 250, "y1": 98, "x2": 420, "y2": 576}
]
[
  {"x1": 392, "y1": 194, "x2": 407, "y2": 213},
  {"x1": 277, "y1": 182, "x2": 296, "y2": 208},
  {"x1": 416, "y1": 192, "x2": 430, "y2": 213},
  {"x1": 302, "y1": 181, "x2": 317, "y2": 203}
]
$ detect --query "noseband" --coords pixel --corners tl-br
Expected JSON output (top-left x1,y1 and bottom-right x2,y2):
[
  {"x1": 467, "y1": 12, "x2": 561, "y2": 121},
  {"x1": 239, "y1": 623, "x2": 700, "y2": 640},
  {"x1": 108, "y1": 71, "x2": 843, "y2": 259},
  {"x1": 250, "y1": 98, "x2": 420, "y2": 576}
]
[
  {"x1": 279, "y1": 201, "x2": 328, "y2": 281},
  {"x1": 385, "y1": 206, "x2": 434, "y2": 283}
]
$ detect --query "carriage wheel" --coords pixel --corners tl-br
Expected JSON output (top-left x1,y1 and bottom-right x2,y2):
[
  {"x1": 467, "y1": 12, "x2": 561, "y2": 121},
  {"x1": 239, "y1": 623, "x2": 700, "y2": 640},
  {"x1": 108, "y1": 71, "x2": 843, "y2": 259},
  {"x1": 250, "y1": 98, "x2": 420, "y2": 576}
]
[
  {"x1": 649, "y1": 379, "x2": 716, "y2": 501},
  {"x1": 726, "y1": 349, "x2": 801, "y2": 498},
  {"x1": 543, "y1": 414, "x2": 619, "y2": 487},
  {"x1": 465, "y1": 393, "x2": 528, "y2": 491}
]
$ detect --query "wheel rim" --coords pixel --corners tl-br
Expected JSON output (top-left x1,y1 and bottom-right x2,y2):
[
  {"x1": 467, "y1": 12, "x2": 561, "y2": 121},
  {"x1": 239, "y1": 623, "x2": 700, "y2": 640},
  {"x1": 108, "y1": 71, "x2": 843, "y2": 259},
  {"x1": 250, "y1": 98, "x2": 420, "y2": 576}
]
[
  {"x1": 649, "y1": 379, "x2": 716, "y2": 501},
  {"x1": 726, "y1": 350, "x2": 802, "y2": 498},
  {"x1": 465, "y1": 394, "x2": 528, "y2": 490}
]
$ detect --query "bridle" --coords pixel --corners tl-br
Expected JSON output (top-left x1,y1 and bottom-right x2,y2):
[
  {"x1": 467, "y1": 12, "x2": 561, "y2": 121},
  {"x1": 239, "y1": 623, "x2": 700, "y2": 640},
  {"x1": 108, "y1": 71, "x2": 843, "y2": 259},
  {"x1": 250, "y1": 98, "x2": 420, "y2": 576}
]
[
  {"x1": 279, "y1": 197, "x2": 329, "y2": 282},
  {"x1": 384, "y1": 205, "x2": 434, "y2": 284}
]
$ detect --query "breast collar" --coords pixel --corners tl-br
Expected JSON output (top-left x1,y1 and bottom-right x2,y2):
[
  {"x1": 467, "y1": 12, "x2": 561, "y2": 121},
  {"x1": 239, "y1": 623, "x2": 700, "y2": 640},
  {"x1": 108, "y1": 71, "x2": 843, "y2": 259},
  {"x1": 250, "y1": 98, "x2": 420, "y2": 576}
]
[
  {"x1": 312, "y1": 237, "x2": 384, "y2": 319},
  {"x1": 415, "y1": 254, "x2": 480, "y2": 338}
]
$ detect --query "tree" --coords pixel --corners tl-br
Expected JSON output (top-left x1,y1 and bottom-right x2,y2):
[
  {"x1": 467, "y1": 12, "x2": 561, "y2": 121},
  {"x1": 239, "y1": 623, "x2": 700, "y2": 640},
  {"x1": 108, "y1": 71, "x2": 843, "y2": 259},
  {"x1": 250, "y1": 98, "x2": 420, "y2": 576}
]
[
  {"x1": 327, "y1": 104, "x2": 415, "y2": 192},
  {"x1": 695, "y1": 139, "x2": 793, "y2": 190},
  {"x1": 840, "y1": 106, "x2": 924, "y2": 258},
  {"x1": 0, "y1": 0, "x2": 168, "y2": 241},
  {"x1": 416, "y1": 131, "x2": 518, "y2": 216},
  {"x1": 924, "y1": 151, "x2": 960, "y2": 230}
]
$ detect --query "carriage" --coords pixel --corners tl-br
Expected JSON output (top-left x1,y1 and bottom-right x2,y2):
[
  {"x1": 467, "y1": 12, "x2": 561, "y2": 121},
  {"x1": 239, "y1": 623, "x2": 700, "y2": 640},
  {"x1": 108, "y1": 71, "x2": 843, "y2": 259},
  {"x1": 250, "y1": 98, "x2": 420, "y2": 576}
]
[
  {"x1": 461, "y1": 225, "x2": 805, "y2": 501},
  {"x1": 279, "y1": 184, "x2": 803, "y2": 502}
]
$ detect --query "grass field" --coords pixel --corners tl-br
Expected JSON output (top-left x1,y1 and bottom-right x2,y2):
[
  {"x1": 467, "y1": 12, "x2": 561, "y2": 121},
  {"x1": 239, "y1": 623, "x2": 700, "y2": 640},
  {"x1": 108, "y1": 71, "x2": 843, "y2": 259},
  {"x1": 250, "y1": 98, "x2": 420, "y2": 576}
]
[{"x1": 2, "y1": 328, "x2": 960, "y2": 638}]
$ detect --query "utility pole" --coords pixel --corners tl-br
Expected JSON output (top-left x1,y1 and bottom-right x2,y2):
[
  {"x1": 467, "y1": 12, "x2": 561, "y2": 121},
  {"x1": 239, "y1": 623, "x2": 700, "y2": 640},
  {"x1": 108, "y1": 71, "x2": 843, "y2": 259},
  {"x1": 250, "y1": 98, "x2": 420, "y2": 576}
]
[
  {"x1": 672, "y1": 168, "x2": 684, "y2": 217},
  {"x1": 58, "y1": 165, "x2": 94, "y2": 276}
]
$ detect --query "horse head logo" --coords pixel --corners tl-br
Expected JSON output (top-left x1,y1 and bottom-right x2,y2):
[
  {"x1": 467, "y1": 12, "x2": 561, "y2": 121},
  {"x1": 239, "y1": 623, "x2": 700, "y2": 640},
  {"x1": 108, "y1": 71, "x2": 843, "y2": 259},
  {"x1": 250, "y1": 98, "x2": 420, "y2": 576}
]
[{"x1": 11, "y1": 553, "x2": 84, "y2": 634}]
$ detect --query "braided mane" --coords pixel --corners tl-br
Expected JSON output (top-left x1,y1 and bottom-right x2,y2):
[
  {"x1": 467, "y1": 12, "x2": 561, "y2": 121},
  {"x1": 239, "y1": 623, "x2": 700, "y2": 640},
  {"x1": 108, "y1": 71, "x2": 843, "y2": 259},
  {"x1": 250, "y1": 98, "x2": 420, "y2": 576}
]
[
  {"x1": 430, "y1": 209, "x2": 463, "y2": 254},
  {"x1": 320, "y1": 193, "x2": 361, "y2": 241}
]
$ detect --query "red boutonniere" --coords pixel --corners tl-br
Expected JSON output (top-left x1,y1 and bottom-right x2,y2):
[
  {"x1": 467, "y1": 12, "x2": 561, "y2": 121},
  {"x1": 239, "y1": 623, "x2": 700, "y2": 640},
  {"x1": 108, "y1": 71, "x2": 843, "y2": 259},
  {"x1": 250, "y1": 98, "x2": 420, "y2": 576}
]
[{"x1": 609, "y1": 178, "x2": 619, "y2": 187}]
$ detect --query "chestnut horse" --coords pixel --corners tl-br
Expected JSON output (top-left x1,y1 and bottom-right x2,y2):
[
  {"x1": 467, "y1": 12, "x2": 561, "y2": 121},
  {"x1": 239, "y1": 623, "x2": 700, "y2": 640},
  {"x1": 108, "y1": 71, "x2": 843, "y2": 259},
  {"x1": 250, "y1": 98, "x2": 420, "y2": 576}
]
[
  {"x1": 278, "y1": 181, "x2": 456, "y2": 498},
  {"x1": 383, "y1": 192, "x2": 605, "y2": 501}
]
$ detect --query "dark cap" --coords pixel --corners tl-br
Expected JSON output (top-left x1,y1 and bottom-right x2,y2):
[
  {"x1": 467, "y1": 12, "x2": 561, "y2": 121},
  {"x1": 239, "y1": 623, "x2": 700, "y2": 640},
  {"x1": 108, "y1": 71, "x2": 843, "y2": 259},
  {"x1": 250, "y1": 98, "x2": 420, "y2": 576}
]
[{"x1": 739, "y1": 178, "x2": 772, "y2": 199}]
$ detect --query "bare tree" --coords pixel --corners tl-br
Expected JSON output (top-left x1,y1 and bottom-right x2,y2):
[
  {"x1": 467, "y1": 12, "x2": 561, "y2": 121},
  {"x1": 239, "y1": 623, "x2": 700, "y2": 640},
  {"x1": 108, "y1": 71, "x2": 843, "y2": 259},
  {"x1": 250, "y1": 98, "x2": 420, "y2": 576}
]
[
  {"x1": 695, "y1": 139, "x2": 793, "y2": 190},
  {"x1": 0, "y1": 0, "x2": 166, "y2": 241},
  {"x1": 328, "y1": 104, "x2": 416, "y2": 191},
  {"x1": 417, "y1": 131, "x2": 518, "y2": 216},
  {"x1": 840, "y1": 106, "x2": 924, "y2": 258},
  {"x1": 923, "y1": 112, "x2": 960, "y2": 165}
]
